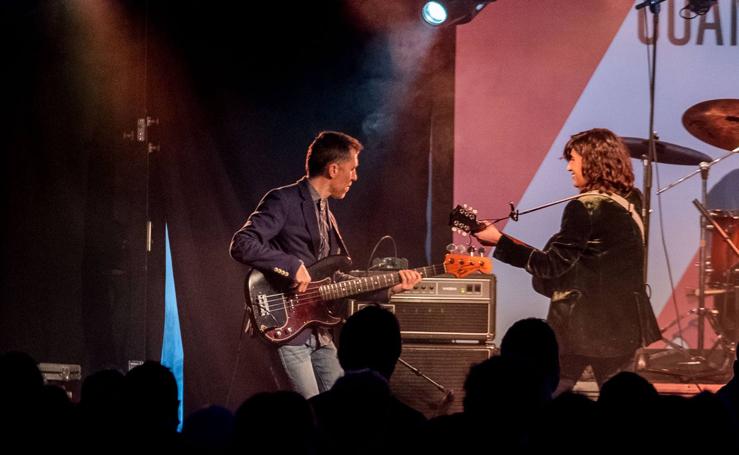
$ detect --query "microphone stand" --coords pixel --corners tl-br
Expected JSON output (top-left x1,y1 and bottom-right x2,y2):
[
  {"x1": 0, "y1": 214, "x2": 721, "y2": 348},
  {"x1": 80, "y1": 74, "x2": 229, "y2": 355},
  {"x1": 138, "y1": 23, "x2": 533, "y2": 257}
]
[
  {"x1": 507, "y1": 194, "x2": 583, "y2": 221},
  {"x1": 635, "y1": 0, "x2": 668, "y2": 283},
  {"x1": 487, "y1": 195, "x2": 584, "y2": 225},
  {"x1": 397, "y1": 358, "x2": 455, "y2": 416}
]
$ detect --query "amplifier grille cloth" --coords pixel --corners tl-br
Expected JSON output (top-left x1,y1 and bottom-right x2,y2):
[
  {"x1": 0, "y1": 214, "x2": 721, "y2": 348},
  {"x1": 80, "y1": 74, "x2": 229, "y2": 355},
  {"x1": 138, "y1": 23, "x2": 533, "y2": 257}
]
[
  {"x1": 390, "y1": 344, "x2": 496, "y2": 418},
  {"x1": 393, "y1": 302, "x2": 489, "y2": 333}
]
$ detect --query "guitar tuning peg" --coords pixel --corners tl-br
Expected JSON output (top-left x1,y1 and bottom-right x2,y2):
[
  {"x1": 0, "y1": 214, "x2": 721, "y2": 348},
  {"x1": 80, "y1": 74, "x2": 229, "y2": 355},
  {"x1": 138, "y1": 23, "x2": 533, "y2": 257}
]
[
  {"x1": 446, "y1": 243, "x2": 456, "y2": 252},
  {"x1": 451, "y1": 227, "x2": 457, "y2": 233},
  {"x1": 473, "y1": 209, "x2": 478, "y2": 214}
]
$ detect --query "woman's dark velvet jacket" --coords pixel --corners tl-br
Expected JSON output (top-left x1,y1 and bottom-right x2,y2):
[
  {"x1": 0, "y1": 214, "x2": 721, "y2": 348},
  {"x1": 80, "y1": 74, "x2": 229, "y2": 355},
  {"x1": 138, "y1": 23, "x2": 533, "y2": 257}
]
[{"x1": 494, "y1": 191, "x2": 661, "y2": 357}]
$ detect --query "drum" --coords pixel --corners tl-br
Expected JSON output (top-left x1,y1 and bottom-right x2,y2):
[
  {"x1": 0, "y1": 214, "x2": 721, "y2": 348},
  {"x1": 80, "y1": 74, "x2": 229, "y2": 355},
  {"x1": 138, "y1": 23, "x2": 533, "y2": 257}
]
[{"x1": 708, "y1": 210, "x2": 739, "y2": 285}]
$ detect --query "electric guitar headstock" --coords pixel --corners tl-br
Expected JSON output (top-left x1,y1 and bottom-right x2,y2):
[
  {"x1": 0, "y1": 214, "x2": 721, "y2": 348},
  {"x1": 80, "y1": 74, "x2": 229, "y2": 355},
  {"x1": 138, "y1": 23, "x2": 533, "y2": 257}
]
[
  {"x1": 443, "y1": 248, "x2": 492, "y2": 277},
  {"x1": 449, "y1": 204, "x2": 486, "y2": 236}
]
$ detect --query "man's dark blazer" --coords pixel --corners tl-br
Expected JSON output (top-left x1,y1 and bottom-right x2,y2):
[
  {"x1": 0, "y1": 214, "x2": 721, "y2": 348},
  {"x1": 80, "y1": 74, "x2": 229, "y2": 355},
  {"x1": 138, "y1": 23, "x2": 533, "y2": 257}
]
[
  {"x1": 230, "y1": 177, "x2": 349, "y2": 280},
  {"x1": 230, "y1": 176, "x2": 390, "y2": 347}
]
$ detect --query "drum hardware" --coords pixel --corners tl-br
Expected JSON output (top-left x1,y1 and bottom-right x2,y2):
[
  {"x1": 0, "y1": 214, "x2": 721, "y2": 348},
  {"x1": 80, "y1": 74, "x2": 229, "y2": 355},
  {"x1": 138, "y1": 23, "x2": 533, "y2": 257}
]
[
  {"x1": 703, "y1": 210, "x2": 739, "y2": 286},
  {"x1": 643, "y1": 98, "x2": 739, "y2": 379}
]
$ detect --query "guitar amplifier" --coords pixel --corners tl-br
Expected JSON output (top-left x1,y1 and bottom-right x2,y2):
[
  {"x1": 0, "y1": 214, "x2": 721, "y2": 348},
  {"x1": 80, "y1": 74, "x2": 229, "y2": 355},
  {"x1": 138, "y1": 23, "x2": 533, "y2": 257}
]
[{"x1": 349, "y1": 274, "x2": 495, "y2": 341}]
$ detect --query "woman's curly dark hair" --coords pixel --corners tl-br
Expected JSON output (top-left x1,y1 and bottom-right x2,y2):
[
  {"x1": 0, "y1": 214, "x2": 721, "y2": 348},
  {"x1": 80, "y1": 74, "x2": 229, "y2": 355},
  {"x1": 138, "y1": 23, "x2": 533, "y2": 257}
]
[{"x1": 563, "y1": 128, "x2": 634, "y2": 195}]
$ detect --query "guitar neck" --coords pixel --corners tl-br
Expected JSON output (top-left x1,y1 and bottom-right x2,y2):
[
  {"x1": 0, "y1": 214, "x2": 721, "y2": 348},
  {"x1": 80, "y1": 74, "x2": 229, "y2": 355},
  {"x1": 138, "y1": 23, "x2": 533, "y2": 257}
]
[{"x1": 320, "y1": 264, "x2": 445, "y2": 301}]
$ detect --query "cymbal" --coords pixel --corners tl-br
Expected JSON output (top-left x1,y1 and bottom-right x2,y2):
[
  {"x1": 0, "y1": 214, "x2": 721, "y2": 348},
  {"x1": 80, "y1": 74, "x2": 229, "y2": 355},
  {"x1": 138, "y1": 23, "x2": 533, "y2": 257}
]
[
  {"x1": 682, "y1": 99, "x2": 739, "y2": 151},
  {"x1": 621, "y1": 137, "x2": 711, "y2": 165}
]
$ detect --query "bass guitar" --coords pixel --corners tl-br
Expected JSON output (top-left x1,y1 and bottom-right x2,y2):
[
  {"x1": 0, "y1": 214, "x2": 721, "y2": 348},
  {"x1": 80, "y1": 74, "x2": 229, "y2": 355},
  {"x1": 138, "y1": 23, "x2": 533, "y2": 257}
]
[{"x1": 244, "y1": 252, "x2": 492, "y2": 344}]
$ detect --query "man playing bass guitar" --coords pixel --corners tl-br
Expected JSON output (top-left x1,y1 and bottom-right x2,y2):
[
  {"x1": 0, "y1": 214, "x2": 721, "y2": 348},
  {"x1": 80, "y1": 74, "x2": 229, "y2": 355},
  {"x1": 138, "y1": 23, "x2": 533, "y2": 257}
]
[{"x1": 230, "y1": 131, "x2": 421, "y2": 398}]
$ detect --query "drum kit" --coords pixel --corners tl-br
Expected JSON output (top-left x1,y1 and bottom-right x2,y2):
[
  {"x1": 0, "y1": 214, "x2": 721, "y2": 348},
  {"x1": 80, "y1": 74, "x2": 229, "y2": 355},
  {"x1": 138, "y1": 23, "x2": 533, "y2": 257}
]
[{"x1": 628, "y1": 98, "x2": 739, "y2": 379}]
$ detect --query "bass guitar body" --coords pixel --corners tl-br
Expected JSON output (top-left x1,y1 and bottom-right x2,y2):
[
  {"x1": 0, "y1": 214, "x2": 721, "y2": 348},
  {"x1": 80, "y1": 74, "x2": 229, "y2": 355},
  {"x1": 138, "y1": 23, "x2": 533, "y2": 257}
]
[{"x1": 245, "y1": 255, "x2": 352, "y2": 344}]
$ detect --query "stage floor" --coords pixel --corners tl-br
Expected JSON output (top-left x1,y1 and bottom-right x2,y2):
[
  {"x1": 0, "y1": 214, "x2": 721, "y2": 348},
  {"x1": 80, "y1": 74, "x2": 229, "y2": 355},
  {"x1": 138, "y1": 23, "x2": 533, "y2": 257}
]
[
  {"x1": 572, "y1": 350, "x2": 734, "y2": 399},
  {"x1": 574, "y1": 380, "x2": 725, "y2": 400}
]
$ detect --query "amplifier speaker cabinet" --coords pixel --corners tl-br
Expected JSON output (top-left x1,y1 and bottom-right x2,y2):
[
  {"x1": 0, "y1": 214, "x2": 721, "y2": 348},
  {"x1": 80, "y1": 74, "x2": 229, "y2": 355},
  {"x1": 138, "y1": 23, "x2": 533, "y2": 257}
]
[
  {"x1": 390, "y1": 343, "x2": 497, "y2": 418},
  {"x1": 349, "y1": 274, "x2": 495, "y2": 341}
]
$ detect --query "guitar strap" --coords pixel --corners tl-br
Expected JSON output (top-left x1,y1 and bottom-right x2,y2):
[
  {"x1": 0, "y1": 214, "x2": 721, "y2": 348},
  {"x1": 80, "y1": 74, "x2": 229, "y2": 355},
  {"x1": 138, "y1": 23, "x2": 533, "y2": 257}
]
[
  {"x1": 580, "y1": 191, "x2": 645, "y2": 242},
  {"x1": 328, "y1": 208, "x2": 351, "y2": 258}
]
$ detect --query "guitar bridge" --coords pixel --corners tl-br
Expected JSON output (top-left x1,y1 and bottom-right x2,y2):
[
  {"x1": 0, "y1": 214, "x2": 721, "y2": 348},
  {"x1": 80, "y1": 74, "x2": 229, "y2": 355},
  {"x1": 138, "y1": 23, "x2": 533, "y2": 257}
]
[{"x1": 256, "y1": 294, "x2": 269, "y2": 316}]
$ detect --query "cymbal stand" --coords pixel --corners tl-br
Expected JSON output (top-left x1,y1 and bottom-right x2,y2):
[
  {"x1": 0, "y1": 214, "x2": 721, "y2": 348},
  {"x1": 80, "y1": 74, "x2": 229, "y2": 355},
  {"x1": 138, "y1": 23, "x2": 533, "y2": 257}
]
[{"x1": 697, "y1": 163, "x2": 709, "y2": 349}]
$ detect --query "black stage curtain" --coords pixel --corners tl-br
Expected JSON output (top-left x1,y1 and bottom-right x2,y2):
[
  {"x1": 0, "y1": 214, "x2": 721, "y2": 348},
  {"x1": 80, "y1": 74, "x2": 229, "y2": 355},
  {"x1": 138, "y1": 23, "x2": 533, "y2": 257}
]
[
  {"x1": 1, "y1": 1, "x2": 149, "y2": 375},
  {"x1": 2, "y1": 1, "x2": 454, "y2": 414}
]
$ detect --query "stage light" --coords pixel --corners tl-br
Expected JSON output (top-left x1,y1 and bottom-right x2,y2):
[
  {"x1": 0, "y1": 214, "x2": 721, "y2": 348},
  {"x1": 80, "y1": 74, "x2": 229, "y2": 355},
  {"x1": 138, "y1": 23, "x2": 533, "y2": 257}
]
[
  {"x1": 421, "y1": 1, "x2": 448, "y2": 26},
  {"x1": 421, "y1": 0, "x2": 494, "y2": 27}
]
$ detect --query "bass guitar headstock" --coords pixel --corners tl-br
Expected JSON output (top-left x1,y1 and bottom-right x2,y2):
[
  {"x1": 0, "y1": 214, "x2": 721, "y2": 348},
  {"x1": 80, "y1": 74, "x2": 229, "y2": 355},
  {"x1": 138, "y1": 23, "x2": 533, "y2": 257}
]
[
  {"x1": 443, "y1": 247, "x2": 492, "y2": 277},
  {"x1": 449, "y1": 204, "x2": 485, "y2": 235}
]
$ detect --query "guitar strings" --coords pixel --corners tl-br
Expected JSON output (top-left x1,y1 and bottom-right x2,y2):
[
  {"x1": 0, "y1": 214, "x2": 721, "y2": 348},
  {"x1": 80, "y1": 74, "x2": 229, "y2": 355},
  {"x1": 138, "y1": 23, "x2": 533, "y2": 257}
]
[
  {"x1": 254, "y1": 264, "x2": 446, "y2": 312},
  {"x1": 255, "y1": 264, "x2": 441, "y2": 305},
  {"x1": 257, "y1": 265, "x2": 442, "y2": 311}
]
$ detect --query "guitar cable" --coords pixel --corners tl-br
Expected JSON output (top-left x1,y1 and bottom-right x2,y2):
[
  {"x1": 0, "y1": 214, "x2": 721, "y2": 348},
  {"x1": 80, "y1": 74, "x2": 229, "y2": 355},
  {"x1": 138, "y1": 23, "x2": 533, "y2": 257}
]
[
  {"x1": 225, "y1": 300, "x2": 251, "y2": 409},
  {"x1": 366, "y1": 235, "x2": 398, "y2": 271}
]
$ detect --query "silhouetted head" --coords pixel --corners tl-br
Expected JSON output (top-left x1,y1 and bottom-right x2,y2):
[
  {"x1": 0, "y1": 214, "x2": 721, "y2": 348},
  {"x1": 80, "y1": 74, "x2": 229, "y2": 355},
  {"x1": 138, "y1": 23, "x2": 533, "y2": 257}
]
[
  {"x1": 123, "y1": 361, "x2": 179, "y2": 433},
  {"x1": 500, "y1": 318, "x2": 560, "y2": 397},
  {"x1": 338, "y1": 305, "x2": 401, "y2": 380},
  {"x1": 463, "y1": 355, "x2": 548, "y2": 419},
  {"x1": 598, "y1": 371, "x2": 657, "y2": 412},
  {"x1": 0, "y1": 351, "x2": 44, "y2": 407},
  {"x1": 183, "y1": 405, "x2": 234, "y2": 451},
  {"x1": 233, "y1": 391, "x2": 315, "y2": 452},
  {"x1": 80, "y1": 368, "x2": 125, "y2": 418}
]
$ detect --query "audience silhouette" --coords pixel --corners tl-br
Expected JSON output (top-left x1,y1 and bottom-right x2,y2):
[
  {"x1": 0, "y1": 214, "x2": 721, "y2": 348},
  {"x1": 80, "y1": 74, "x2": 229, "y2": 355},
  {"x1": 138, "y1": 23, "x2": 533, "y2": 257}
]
[
  {"x1": 183, "y1": 404, "x2": 234, "y2": 452},
  {"x1": 122, "y1": 361, "x2": 184, "y2": 449},
  {"x1": 309, "y1": 304, "x2": 426, "y2": 455},
  {"x1": 2, "y1": 315, "x2": 738, "y2": 451},
  {"x1": 500, "y1": 317, "x2": 560, "y2": 399},
  {"x1": 78, "y1": 368, "x2": 125, "y2": 447},
  {"x1": 233, "y1": 390, "x2": 316, "y2": 454}
]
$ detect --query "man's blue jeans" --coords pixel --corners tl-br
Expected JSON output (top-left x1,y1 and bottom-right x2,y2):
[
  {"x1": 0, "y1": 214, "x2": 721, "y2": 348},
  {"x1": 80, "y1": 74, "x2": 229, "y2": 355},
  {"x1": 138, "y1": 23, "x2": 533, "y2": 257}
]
[{"x1": 277, "y1": 335, "x2": 343, "y2": 398}]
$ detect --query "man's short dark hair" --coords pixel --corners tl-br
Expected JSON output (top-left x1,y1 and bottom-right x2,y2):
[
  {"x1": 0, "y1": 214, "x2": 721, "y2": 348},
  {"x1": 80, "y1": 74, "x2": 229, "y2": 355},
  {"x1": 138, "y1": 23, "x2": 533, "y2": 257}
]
[{"x1": 305, "y1": 131, "x2": 363, "y2": 177}]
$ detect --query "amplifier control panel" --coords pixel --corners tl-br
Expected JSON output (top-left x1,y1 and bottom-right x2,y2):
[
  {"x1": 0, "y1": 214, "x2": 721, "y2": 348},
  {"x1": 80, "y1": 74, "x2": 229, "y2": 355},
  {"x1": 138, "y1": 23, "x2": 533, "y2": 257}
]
[{"x1": 391, "y1": 276, "x2": 492, "y2": 301}]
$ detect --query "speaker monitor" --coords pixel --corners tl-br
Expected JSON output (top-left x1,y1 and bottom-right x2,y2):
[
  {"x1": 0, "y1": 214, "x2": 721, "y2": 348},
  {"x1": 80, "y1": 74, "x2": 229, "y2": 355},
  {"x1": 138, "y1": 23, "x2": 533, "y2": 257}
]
[{"x1": 390, "y1": 343, "x2": 497, "y2": 418}]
